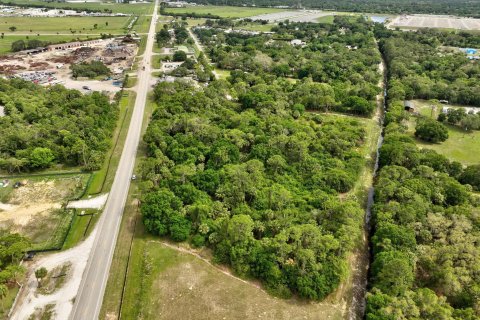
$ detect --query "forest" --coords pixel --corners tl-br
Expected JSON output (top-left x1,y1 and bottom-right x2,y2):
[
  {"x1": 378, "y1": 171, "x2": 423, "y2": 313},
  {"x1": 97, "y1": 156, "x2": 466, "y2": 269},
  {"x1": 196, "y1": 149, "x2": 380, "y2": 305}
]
[
  {"x1": 141, "y1": 17, "x2": 383, "y2": 300},
  {"x1": 0, "y1": 78, "x2": 118, "y2": 172},
  {"x1": 378, "y1": 28, "x2": 480, "y2": 106},
  {"x1": 140, "y1": 78, "x2": 367, "y2": 299},
  {"x1": 146, "y1": 14, "x2": 480, "y2": 312},
  {"x1": 185, "y1": 0, "x2": 480, "y2": 18},
  {"x1": 195, "y1": 16, "x2": 381, "y2": 116},
  {"x1": 366, "y1": 25, "x2": 480, "y2": 319}
]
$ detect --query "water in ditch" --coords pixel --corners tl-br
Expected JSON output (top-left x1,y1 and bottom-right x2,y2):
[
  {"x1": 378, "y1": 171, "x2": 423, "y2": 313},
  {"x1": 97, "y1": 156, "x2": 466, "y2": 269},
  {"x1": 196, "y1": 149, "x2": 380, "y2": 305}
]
[{"x1": 347, "y1": 58, "x2": 387, "y2": 320}]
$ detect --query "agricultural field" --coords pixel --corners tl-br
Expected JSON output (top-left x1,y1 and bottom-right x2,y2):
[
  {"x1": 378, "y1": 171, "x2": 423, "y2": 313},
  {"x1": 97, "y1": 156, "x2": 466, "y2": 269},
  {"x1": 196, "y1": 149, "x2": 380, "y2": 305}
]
[
  {"x1": 5, "y1": 0, "x2": 154, "y2": 15},
  {"x1": 163, "y1": 5, "x2": 288, "y2": 19},
  {"x1": 0, "y1": 16, "x2": 131, "y2": 34},
  {"x1": 389, "y1": 14, "x2": 480, "y2": 30},
  {"x1": 0, "y1": 174, "x2": 90, "y2": 250}
]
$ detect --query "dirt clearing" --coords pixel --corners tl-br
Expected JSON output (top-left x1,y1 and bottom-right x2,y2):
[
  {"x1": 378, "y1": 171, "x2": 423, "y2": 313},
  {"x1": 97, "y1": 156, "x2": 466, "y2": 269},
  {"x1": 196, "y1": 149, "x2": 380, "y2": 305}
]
[{"x1": 0, "y1": 175, "x2": 89, "y2": 249}]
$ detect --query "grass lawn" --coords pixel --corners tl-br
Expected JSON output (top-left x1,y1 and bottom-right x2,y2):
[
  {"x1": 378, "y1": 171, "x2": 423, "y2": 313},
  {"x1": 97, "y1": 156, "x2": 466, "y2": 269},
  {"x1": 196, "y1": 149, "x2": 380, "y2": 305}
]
[
  {"x1": 151, "y1": 55, "x2": 162, "y2": 69},
  {"x1": 124, "y1": 75, "x2": 137, "y2": 88},
  {"x1": 164, "y1": 5, "x2": 287, "y2": 19},
  {"x1": 317, "y1": 15, "x2": 335, "y2": 24},
  {"x1": 214, "y1": 68, "x2": 231, "y2": 80},
  {"x1": 6, "y1": 0, "x2": 154, "y2": 15},
  {"x1": 0, "y1": 35, "x2": 92, "y2": 53},
  {"x1": 63, "y1": 213, "x2": 93, "y2": 249},
  {"x1": 0, "y1": 16, "x2": 130, "y2": 34},
  {"x1": 239, "y1": 23, "x2": 275, "y2": 32},
  {"x1": 408, "y1": 100, "x2": 480, "y2": 165},
  {"x1": 411, "y1": 122, "x2": 480, "y2": 165}
]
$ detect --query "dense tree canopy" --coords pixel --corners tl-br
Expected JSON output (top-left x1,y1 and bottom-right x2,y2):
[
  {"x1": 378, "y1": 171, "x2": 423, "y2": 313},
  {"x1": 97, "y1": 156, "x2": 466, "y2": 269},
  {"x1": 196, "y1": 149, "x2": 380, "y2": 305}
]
[
  {"x1": 367, "y1": 25, "x2": 480, "y2": 320},
  {"x1": 0, "y1": 78, "x2": 118, "y2": 172},
  {"x1": 195, "y1": 17, "x2": 381, "y2": 116},
  {"x1": 140, "y1": 79, "x2": 368, "y2": 299},
  {"x1": 378, "y1": 29, "x2": 480, "y2": 107}
]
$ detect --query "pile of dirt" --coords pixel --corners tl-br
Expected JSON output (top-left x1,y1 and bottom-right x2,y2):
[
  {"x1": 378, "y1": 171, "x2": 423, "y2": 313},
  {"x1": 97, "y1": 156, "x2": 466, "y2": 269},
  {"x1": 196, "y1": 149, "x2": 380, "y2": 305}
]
[
  {"x1": 0, "y1": 64, "x2": 26, "y2": 74},
  {"x1": 49, "y1": 55, "x2": 75, "y2": 64},
  {"x1": 73, "y1": 47, "x2": 96, "y2": 59},
  {"x1": 0, "y1": 55, "x2": 23, "y2": 61},
  {"x1": 29, "y1": 62, "x2": 50, "y2": 70}
]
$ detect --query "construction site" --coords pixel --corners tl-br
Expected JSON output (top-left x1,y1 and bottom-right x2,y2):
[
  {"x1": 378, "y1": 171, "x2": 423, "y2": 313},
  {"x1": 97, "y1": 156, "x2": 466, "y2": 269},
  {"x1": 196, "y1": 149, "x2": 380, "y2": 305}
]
[{"x1": 0, "y1": 37, "x2": 138, "y2": 96}]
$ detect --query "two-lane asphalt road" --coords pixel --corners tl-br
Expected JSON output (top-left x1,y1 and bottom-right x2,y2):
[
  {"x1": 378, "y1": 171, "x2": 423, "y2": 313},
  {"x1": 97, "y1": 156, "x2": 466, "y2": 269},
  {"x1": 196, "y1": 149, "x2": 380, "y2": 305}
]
[{"x1": 69, "y1": 1, "x2": 159, "y2": 319}]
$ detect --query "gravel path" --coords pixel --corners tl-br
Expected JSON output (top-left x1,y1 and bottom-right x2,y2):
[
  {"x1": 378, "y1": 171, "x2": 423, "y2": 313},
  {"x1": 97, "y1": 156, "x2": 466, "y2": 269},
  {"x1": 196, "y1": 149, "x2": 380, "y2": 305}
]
[{"x1": 10, "y1": 228, "x2": 97, "y2": 320}]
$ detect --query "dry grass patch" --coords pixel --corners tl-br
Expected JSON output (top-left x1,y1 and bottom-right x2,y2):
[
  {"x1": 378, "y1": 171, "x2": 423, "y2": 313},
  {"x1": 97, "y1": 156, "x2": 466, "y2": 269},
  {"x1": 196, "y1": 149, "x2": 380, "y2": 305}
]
[{"x1": 121, "y1": 240, "x2": 344, "y2": 320}]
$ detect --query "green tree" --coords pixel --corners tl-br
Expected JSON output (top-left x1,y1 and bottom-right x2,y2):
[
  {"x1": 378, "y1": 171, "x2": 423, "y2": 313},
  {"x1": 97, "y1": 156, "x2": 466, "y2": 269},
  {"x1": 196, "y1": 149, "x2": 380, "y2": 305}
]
[
  {"x1": 29, "y1": 147, "x2": 55, "y2": 168},
  {"x1": 459, "y1": 165, "x2": 480, "y2": 191},
  {"x1": 11, "y1": 40, "x2": 25, "y2": 52},
  {"x1": 35, "y1": 267, "x2": 48, "y2": 287},
  {"x1": 172, "y1": 50, "x2": 187, "y2": 62},
  {"x1": 414, "y1": 118, "x2": 449, "y2": 143}
]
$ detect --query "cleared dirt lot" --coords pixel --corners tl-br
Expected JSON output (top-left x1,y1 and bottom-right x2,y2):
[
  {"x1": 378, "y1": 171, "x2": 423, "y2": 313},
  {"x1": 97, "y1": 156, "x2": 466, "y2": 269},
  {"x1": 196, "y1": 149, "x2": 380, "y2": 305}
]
[
  {"x1": 0, "y1": 38, "x2": 136, "y2": 95},
  {"x1": 389, "y1": 15, "x2": 480, "y2": 30},
  {"x1": 0, "y1": 174, "x2": 89, "y2": 249}
]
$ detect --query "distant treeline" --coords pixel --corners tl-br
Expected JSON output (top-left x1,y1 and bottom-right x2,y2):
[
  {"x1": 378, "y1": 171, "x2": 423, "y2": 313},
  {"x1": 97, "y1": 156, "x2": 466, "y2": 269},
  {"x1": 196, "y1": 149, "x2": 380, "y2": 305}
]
[
  {"x1": 186, "y1": 0, "x2": 480, "y2": 18},
  {"x1": 0, "y1": 1, "x2": 111, "y2": 13}
]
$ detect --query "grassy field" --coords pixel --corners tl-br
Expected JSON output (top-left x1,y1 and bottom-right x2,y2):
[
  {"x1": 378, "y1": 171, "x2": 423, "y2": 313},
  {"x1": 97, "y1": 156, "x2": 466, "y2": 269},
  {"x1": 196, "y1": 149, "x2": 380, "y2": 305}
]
[
  {"x1": 119, "y1": 240, "x2": 343, "y2": 320},
  {"x1": 152, "y1": 55, "x2": 163, "y2": 69},
  {"x1": 407, "y1": 100, "x2": 480, "y2": 165},
  {"x1": 239, "y1": 23, "x2": 275, "y2": 32},
  {"x1": 0, "y1": 16, "x2": 130, "y2": 34},
  {"x1": 132, "y1": 14, "x2": 153, "y2": 33},
  {"x1": 317, "y1": 15, "x2": 335, "y2": 24},
  {"x1": 6, "y1": 0, "x2": 154, "y2": 15},
  {"x1": 410, "y1": 121, "x2": 480, "y2": 165},
  {"x1": 164, "y1": 5, "x2": 287, "y2": 19}
]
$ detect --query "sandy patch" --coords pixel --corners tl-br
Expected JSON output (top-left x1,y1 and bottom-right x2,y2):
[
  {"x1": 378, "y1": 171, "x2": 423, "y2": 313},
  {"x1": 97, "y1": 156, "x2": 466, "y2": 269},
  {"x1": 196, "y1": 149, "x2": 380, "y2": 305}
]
[
  {"x1": 0, "y1": 202, "x2": 62, "y2": 227},
  {"x1": 0, "y1": 202, "x2": 16, "y2": 211},
  {"x1": 67, "y1": 193, "x2": 109, "y2": 210}
]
